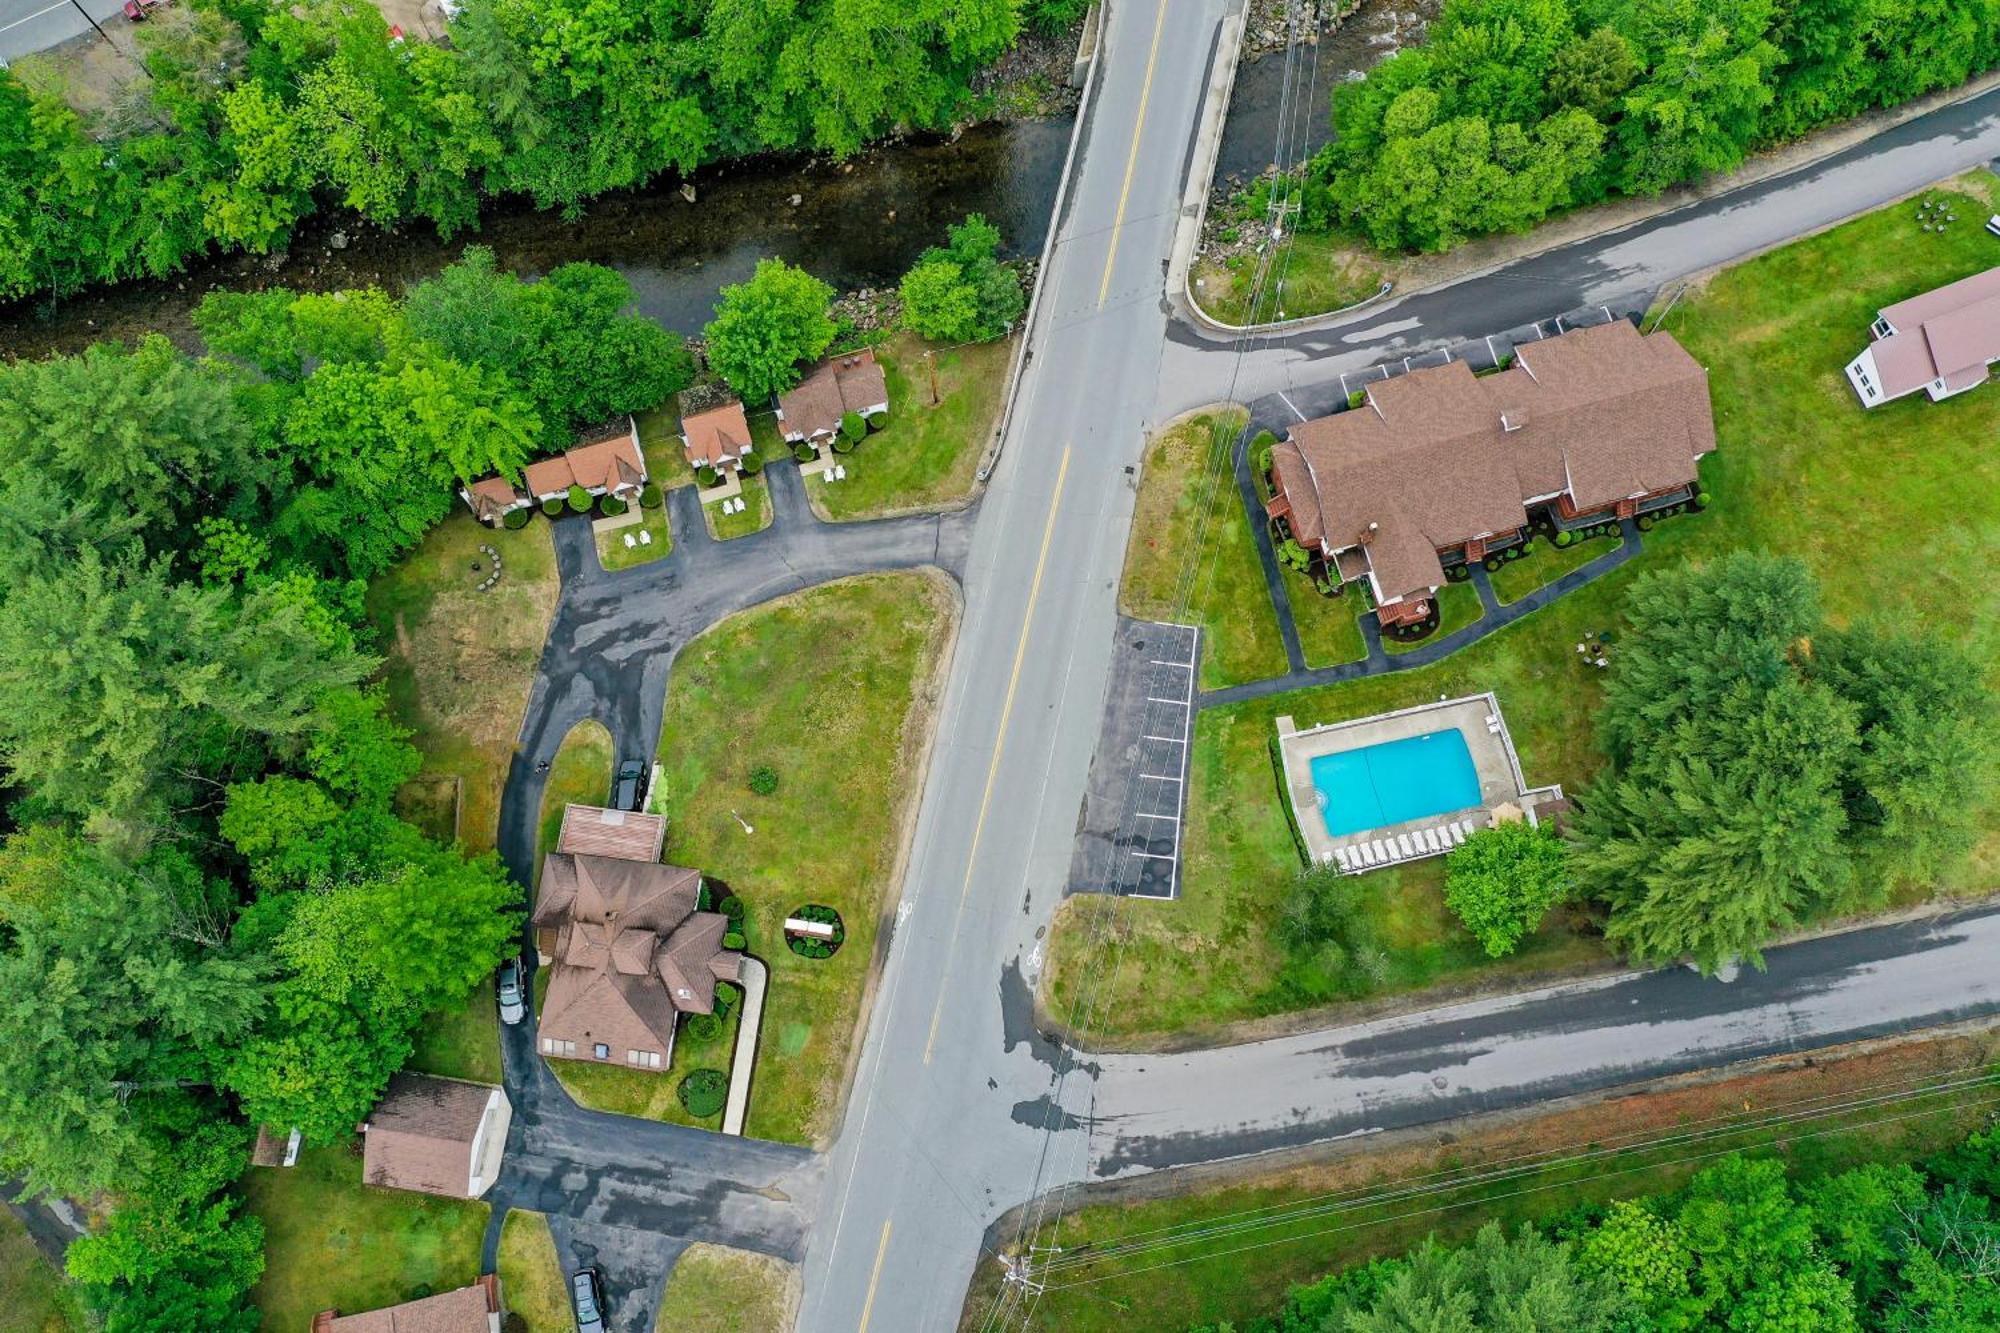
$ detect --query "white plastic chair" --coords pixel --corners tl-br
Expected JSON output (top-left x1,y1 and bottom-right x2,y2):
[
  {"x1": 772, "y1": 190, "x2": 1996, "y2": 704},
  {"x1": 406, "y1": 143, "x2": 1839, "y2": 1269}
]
[
  {"x1": 639, "y1": 529, "x2": 652, "y2": 546},
  {"x1": 622, "y1": 533, "x2": 636, "y2": 549}
]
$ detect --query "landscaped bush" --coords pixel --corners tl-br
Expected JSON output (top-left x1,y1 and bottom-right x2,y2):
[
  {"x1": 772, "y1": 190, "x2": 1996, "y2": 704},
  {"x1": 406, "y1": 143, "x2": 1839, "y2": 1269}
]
[
  {"x1": 541, "y1": 497, "x2": 562, "y2": 516},
  {"x1": 839, "y1": 410, "x2": 866, "y2": 444},
  {"x1": 502, "y1": 508, "x2": 532, "y2": 530},
  {"x1": 566, "y1": 484, "x2": 591, "y2": 513},
  {"x1": 832, "y1": 434, "x2": 857, "y2": 455},
  {"x1": 599, "y1": 496, "x2": 627, "y2": 516},
  {"x1": 722, "y1": 930, "x2": 747, "y2": 951},
  {"x1": 865, "y1": 410, "x2": 886, "y2": 431},
  {"x1": 714, "y1": 981, "x2": 741, "y2": 1017},
  {"x1": 1554, "y1": 530, "x2": 1573, "y2": 547},
  {"x1": 1636, "y1": 514, "x2": 1653, "y2": 531},
  {"x1": 639, "y1": 482, "x2": 663, "y2": 508},
  {"x1": 1502, "y1": 546, "x2": 1522, "y2": 560},
  {"x1": 785, "y1": 904, "x2": 846, "y2": 959},
  {"x1": 739, "y1": 449, "x2": 764, "y2": 476},
  {"x1": 1446, "y1": 564, "x2": 1470, "y2": 582},
  {"x1": 748, "y1": 765, "x2": 778, "y2": 796},
  {"x1": 791, "y1": 442, "x2": 818, "y2": 464},
  {"x1": 696, "y1": 464, "x2": 721, "y2": 489},
  {"x1": 1346, "y1": 389, "x2": 1367, "y2": 409},
  {"x1": 717, "y1": 894, "x2": 747, "y2": 925},
  {"x1": 676, "y1": 1068, "x2": 728, "y2": 1118},
  {"x1": 687, "y1": 1012, "x2": 723, "y2": 1043},
  {"x1": 1483, "y1": 556, "x2": 1502, "y2": 571}
]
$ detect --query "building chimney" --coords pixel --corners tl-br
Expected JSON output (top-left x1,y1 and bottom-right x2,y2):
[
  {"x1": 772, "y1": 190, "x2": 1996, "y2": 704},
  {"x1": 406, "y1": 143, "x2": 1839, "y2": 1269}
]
[
  {"x1": 1501, "y1": 409, "x2": 1527, "y2": 433},
  {"x1": 1358, "y1": 522, "x2": 1379, "y2": 546}
]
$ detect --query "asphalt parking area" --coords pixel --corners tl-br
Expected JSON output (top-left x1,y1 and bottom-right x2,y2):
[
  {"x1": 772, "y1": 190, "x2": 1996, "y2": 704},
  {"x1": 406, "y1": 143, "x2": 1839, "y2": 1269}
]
[{"x1": 1066, "y1": 618, "x2": 1198, "y2": 902}]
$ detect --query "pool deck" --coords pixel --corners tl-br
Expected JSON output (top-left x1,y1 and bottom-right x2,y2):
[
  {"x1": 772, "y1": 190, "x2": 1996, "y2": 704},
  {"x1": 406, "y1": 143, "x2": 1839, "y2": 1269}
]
[{"x1": 1277, "y1": 693, "x2": 1562, "y2": 870}]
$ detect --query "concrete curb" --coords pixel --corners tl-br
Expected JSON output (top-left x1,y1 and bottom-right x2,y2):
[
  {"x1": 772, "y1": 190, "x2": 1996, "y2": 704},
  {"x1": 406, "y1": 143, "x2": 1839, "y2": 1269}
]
[
  {"x1": 978, "y1": 0, "x2": 1108, "y2": 483},
  {"x1": 1164, "y1": 7, "x2": 1247, "y2": 326},
  {"x1": 722, "y1": 955, "x2": 768, "y2": 1136}
]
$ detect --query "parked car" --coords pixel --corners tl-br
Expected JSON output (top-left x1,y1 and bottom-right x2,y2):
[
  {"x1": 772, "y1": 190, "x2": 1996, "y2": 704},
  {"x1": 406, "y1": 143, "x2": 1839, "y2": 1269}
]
[
  {"x1": 496, "y1": 956, "x2": 525, "y2": 1026},
  {"x1": 614, "y1": 758, "x2": 645, "y2": 811},
  {"x1": 571, "y1": 1268, "x2": 606, "y2": 1333},
  {"x1": 121, "y1": 0, "x2": 170, "y2": 20}
]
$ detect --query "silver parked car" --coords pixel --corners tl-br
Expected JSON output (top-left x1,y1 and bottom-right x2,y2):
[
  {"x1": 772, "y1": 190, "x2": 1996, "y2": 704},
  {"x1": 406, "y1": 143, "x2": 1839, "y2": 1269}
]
[
  {"x1": 571, "y1": 1268, "x2": 606, "y2": 1333},
  {"x1": 497, "y1": 956, "x2": 526, "y2": 1026}
]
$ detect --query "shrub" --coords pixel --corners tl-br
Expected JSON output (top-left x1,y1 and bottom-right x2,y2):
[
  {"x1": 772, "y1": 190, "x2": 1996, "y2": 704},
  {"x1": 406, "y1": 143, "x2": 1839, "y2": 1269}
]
[
  {"x1": 1518, "y1": 539, "x2": 1533, "y2": 556},
  {"x1": 739, "y1": 449, "x2": 764, "y2": 476},
  {"x1": 1636, "y1": 514, "x2": 1653, "y2": 531},
  {"x1": 599, "y1": 496, "x2": 628, "y2": 516},
  {"x1": 832, "y1": 434, "x2": 857, "y2": 455},
  {"x1": 566, "y1": 484, "x2": 592, "y2": 513},
  {"x1": 715, "y1": 981, "x2": 741, "y2": 1016},
  {"x1": 676, "y1": 1068, "x2": 728, "y2": 1118},
  {"x1": 502, "y1": 508, "x2": 532, "y2": 530},
  {"x1": 504, "y1": 1315, "x2": 530, "y2": 1333},
  {"x1": 722, "y1": 930, "x2": 746, "y2": 951},
  {"x1": 541, "y1": 497, "x2": 562, "y2": 516},
  {"x1": 791, "y1": 442, "x2": 818, "y2": 464},
  {"x1": 1446, "y1": 564, "x2": 1470, "y2": 582},
  {"x1": 1445, "y1": 822, "x2": 1573, "y2": 957},
  {"x1": 687, "y1": 1013, "x2": 723, "y2": 1042},
  {"x1": 748, "y1": 765, "x2": 778, "y2": 796},
  {"x1": 1346, "y1": 389, "x2": 1367, "y2": 409},
  {"x1": 1554, "y1": 530, "x2": 1572, "y2": 547},
  {"x1": 696, "y1": 464, "x2": 721, "y2": 489},
  {"x1": 1695, "y1": 491, "x2": 1711, "y2": 508},
  {"x1": 639, "y1": 482, "x2": 663, "y2": 509},
  {"x1": 717, "y1": 894, "x2": 747, "y2": 924},
  {"x1": 1502, "y1": 546, "x2": 1522, "y2": 560},
  {"x1": 865, "y1": 410, "x2": 886, "y2": 432},
  {"x1": 839, "y1": 410, "x2": 866, "y2": 443},
  {"x1": 1483, "y1": 556, "x2": 1502, "y2": 571}
]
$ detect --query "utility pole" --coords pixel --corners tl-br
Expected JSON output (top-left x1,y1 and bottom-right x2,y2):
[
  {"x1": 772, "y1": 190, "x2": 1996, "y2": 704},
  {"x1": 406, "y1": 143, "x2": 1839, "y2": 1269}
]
[{"x1": 924, "y1": 349, "x2": 940, "y2": 406}]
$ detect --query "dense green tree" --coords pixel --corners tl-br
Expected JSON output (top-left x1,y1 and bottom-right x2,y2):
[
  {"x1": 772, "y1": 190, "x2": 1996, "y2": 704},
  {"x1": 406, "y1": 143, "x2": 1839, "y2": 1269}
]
[
  {"x1": 1613, "y1": 0, "x2": 1781, "y2": 196},
  {"x1": 1576, "y1": 1200, "x2": 1701, "y2": 1329},
  {"x1": 1443, "y1": 821, "x2": 1572, "y2": 958},
  {"x1": 0, "y1": 847, "x2": 264, "y2": 1199},
  {"x1": 403, "y1": 246, "x2": 694, "y2": 443},
  {"x1": 0, "y1": 552, "x2": 375, "y2": 819},
  {"x1": 1675, "y1": 1155, "x2": 1859, "y2": 1330},
  {"x1": 898, "y1": 214, "x2": 1023, "y2": 342},
  {"x1": 1278, "y1": 861, "x2": 1388, "y2": 999},
  {"x1": 1548, "y1": 27, "x2": 1641, "y2": 118},
  {"x1": 1340, "y1": 1222, "x2": 1630, "y2": 1331},
  {"x1": 703, "y1": 258, "x2": 838, "y2": 401}
]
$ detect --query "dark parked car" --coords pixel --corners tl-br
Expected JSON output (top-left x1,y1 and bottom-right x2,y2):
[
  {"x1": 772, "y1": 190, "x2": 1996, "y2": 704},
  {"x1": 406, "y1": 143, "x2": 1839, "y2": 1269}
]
[
  {"x1": 496, "y1": 956, "x2": 525, "y2": 1026},
  {"x1": 614, "y1": 758, "x2": 645, "y2": 811},
  {"x1": 571, "y1": 1267, "x2": 606, "y2": 1333}
]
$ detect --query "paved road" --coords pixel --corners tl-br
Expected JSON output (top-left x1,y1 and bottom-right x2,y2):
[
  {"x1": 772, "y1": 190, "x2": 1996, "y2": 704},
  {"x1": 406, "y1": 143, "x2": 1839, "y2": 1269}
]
[
  {"x1": 1089, "y1": 907, "x2": 2000, "y2": 1178},
  {"x1": 1162, "y1": 80, "x2": 2000, "y2": 415},
  {"x1": 0, "y1": 0, "x2": 129, "y2": 64}
]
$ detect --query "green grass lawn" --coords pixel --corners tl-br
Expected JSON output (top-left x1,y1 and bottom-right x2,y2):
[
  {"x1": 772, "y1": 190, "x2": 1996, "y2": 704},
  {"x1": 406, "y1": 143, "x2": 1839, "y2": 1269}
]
[
  {"x1": 408, "y1": 976, "x2": 503, "y2": 1085},
  {"x1": 549, "y1": 987, "x2": 741, "y2": 1130},
  {"x1": 705, "y1": 415, "x2": 786, "y2": 541},
  {"x1": 655, "y1": 1243, "x2": 796, "y2": 1332},
  {"x1": 368, "y1": 511, "x2": 560, "y2": 853},
  {"x1": 649, "y1": 573, "x2": 957, "y2": 1146},
  {"x1": 1121, "y1": 410, "x2": 1289, "y2": 690},
  {"x1": 244, "y1": 1144, "x2": 488, "y2": 1332},
  {"x1": 1282, "y1": 563, "x2": 1369, "y2": 667},
  {"x1": 1044, "y1": 172, "x2": 2000, "y2": 1046},
  {"x1": 807, "y1": 332, "x2": 1012, "y2": 520},
  {"x1": 496, "y1": 1210, "x2": 570, "y2": 1333},
  {"x1": 1382, "y1": 578, "x2": 1484, "y2": 654},
  {"x1": 1489, "y1": 531, "x2": 1618, "y2": 604},
  {"x1": 1192, "y1": 230, "x2": 1388, "y2": 325},
  {"x1": 969, "y1": 1035, "x2": 1999, "y2": 1332},
  {"x1": 0, "y1": 1208, "x2": 83, "y2": 1333},
  {"x1": 595, "y1": 501, "x2": 671, "y2": 570},
  {"x1": 535, "y1": 719, "x2": 613, "y2": 869}
]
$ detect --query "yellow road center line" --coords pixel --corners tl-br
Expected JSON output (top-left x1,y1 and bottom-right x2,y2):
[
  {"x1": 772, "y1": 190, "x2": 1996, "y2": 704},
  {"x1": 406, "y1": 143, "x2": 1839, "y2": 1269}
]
[
  {"x1": 857, "y1": 1219, "x2": 893, "y2": 1333},
  {"x1": 923, "y1": 447, "x2": 1073, "y2": 1065},
  {"x1": 1097, "y1": 0, "x2": 1172, "y2": 308}
]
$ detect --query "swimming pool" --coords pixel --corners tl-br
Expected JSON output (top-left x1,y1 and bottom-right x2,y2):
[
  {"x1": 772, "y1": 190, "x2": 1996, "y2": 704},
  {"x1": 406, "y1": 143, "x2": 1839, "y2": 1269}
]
[{"x1": 1308, "y1": 729, "x2": 1482, "y2": 838}]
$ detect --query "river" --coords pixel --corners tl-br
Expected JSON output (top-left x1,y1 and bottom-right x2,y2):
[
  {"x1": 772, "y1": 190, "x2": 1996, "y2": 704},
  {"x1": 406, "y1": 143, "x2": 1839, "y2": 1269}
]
[{"x1": 0, "y1": 118, "x2": 1074, "y2": 360}]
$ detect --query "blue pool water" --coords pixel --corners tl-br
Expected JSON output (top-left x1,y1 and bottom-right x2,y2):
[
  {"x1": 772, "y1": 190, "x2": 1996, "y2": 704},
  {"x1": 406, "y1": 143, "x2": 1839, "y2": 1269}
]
[{"x1": 1308, "y1": 729, "x2": 1482, "y2": 837}]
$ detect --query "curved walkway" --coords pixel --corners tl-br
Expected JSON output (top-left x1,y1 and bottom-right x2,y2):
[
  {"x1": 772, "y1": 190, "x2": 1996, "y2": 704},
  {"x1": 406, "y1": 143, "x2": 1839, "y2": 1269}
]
[{"x1": 478, "y1": 458, "x2": 974, "y2": 1331}]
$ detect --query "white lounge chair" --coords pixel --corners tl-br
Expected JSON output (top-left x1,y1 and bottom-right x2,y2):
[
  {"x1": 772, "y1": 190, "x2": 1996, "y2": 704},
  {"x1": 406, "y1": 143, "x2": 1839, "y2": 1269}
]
[
  {"x1": 1368, "y1": 841, "x2": 1387, "y2": 865},
  {"x1": 639, "y1": 529, "x2": 652, "y2": 546},
  {"x1": 1333, "y1": 848, "x2": 1352, "y2": 872},
  {"x1": 1484, "y1": 714, "x2": 1498, "y2": 726},
  {"x1": 1361, "y1": 841, "x2": 1382, "y2": 866},
  {"x1": 1447, "y1": 824, "x2": 1465, "y2": 846},
  {"x1": 835, "y1": 464, "x2": 848, "y2": 481},
  {"x1": 622, "y1": 533, "x2": 636, "y2": 549},
  {"x1": 1421, "y1": 828, "x2": 1441, "y2": 853},
  {"x1": 1394, "y1": 833, "x2": 1414, "y2": 858}
]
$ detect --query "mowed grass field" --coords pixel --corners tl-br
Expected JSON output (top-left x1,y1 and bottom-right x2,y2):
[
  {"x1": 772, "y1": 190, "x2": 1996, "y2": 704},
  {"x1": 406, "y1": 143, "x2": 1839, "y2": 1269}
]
[
  {"x1": 1121, "y1": 409, "x2": 1289, "y2": 691},
  {"x1": 244, "y1": 1145, "x2": 487, "y2": 1331},
  {"x1": 651, "y1": 573, "x2": 958, "y2": 1145},
  {"x1": 1045, "y1": 173, "x2": 2000, "y2": 1045}
]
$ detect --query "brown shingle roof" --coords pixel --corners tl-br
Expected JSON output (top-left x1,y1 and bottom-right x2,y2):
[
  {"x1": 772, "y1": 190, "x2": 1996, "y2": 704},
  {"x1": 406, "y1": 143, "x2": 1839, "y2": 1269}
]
[
  {"x1": 1276, "y1": 322, "x2": 1712, "y2": 603},
  {"x1": 556, "y1": 803, "x2": 667, "y2": 862},
  {"x1": 465, "y1": 476, "x2": 524, "y2": 522},
  {"x1": 682, "y1": 401, "x2": 753, "y2": 468},
  {"x1": 361, "y1": 1074, "x2": 496, "y2": 1198},
  {"x1": 777, "y1": 349, "x2": 889, "y2": 440},
  {"x1": 319, "y1": 1277, "x2": 500, "y2": 1333},
  {"x1": 532, "y1": 853, "x2": 742, "y2": 1053}
]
